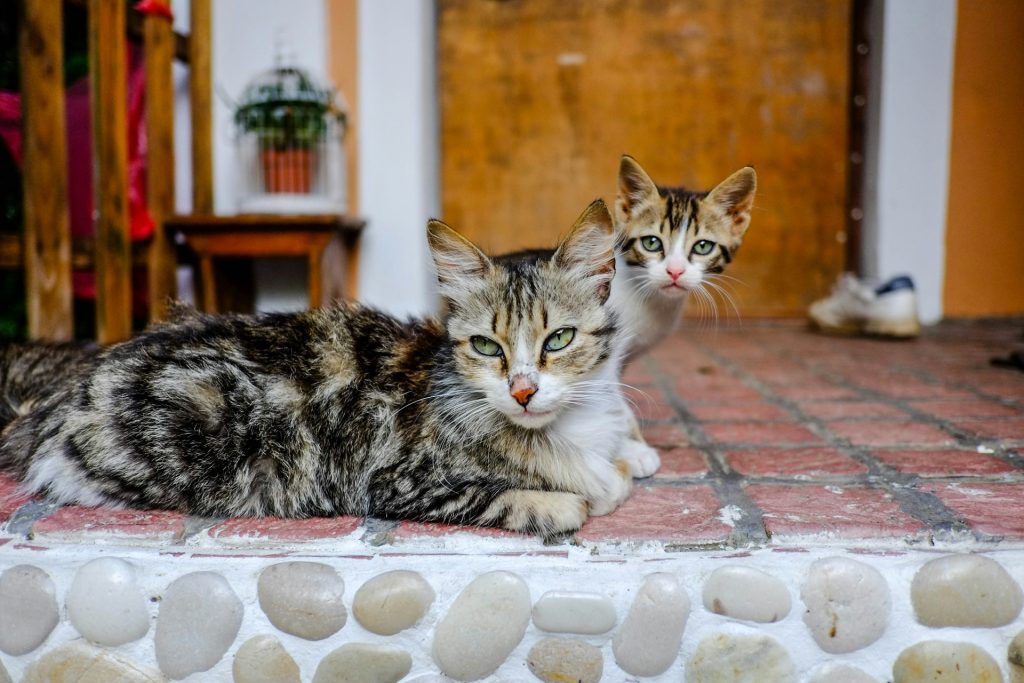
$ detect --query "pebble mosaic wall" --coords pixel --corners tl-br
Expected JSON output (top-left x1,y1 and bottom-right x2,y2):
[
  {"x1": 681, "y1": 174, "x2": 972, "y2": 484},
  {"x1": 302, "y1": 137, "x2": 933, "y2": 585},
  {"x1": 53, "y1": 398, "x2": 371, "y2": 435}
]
[{"x1": 0, "y1": 550, "x2": 1022, "y2": 681}]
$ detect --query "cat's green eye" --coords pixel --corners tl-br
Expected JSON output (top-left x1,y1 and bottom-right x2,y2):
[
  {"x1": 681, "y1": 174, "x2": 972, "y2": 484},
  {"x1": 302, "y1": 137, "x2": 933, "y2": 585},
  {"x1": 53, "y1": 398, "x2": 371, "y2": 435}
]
[
  {"x1": 470, "y1": 336, "x2": 503, "y2": 357},
  {"x1": 640, "y1": 235, "x2": 663, "y2": 252},
  {"x1": 692, "y1": 239, "x2": 715, "y2": 256},
  {"x1": 544, "y1": 328, "x2": 576, "y2": 352}
]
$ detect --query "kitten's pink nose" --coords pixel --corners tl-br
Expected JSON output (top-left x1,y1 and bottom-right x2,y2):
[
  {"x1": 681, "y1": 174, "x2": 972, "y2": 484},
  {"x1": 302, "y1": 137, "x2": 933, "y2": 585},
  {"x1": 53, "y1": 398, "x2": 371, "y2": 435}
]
[
  {"x1": 667, "y1": 266, "x2": 685, "y2": 281},
  {"x1": 510, "y1": 375, "x2": 537, "y2": 407}
]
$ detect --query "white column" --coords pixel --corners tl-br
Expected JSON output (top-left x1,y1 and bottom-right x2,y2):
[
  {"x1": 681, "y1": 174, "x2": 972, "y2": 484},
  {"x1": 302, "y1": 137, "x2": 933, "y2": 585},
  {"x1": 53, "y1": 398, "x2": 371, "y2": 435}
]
[
  {"x1": 356, "y1": 0, "x2": 440, "y2": 317},
  {"x1": 862, "y1": 0, "x2": 957, "y2": 324}
]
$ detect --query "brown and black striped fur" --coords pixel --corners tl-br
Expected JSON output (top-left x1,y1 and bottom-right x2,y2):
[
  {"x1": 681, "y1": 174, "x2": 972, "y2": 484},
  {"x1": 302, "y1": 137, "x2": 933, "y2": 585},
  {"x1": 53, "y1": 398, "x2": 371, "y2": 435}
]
[
  {"x1": 0, "y1": 201, "x2": 638, "y2": 536},
  {"x1": 0, "y1": 342, "x2": 99, "y2": 430}
]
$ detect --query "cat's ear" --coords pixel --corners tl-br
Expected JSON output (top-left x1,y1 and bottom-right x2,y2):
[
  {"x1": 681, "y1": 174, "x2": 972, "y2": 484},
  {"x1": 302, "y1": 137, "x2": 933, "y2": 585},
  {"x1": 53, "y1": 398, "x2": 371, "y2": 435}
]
[
  {"x1": 706, "y1": 167, "x2": 757, "y2": 239},
  {"x1": 615, "y1": 155, "x2": 659, "y2": 223},
  {"x1": 427, "y1": 219, "x2": 492, "y2": 299},
  {"x1": 554, "y1": 199, "x2": 616, "y2": 303}
]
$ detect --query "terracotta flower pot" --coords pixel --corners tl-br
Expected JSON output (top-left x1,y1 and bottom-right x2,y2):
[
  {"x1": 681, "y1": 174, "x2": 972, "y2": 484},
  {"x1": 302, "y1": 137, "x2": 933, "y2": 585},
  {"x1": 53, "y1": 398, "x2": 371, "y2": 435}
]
[{"x1": 261, "y1": 148, "x2": 315, "y2": 194}]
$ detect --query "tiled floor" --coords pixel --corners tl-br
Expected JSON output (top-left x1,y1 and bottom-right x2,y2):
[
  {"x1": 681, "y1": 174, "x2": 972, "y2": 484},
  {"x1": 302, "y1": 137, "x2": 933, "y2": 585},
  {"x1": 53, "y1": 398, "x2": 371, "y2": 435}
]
[{"x1": 1, "y1": 319, "x2": 1022, "y2": 549}]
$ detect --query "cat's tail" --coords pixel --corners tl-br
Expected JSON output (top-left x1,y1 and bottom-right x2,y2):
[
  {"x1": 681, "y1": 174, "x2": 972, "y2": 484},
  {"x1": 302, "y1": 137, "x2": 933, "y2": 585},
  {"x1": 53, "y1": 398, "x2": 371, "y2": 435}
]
[{"x1": 0, "y1": 341, "x2": 99, "y2": 431}]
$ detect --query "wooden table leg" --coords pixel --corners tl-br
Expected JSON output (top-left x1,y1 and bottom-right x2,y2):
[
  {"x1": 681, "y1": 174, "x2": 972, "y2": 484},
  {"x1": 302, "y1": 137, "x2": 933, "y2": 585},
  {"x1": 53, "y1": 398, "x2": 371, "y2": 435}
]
[
  {"x1": 343, "y1": 233, "x2": 360, "y2": 300},
  {"x1": 200, "y1": 254, "x2": 217, "y2": 313},
  {"x1": 308, "y1": 248, "x2": 323, "y2": 308}
]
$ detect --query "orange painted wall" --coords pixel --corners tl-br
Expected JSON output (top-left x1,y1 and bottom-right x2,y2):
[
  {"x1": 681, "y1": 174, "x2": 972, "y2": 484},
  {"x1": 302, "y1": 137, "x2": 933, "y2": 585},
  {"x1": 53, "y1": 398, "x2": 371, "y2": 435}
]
[{"x1": 943, "y1": 0, "x2": 1024, "y2": 316}]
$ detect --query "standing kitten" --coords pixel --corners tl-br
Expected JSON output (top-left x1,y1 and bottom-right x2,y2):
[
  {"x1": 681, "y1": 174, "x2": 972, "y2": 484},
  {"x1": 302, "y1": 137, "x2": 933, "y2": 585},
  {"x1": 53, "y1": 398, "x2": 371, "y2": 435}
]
[
  {"x1": 0, "y1": 201, "x2": 639, "y2": 536},
  {"x1": 612, "y1": 155, "x2": 757, "y2": 361}
]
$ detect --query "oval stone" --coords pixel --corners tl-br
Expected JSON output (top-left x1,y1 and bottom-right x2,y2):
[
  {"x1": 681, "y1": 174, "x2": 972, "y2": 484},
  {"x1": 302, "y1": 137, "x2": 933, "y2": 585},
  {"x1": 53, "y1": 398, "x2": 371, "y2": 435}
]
[
  {"x1": 0, "y1": 660, "x2": 10, "y2": 683},
  {"x1": 313, "y1": 643, "x2": 412, "y2": 683},
  {"x1": 155, "y1": 571, "x2": 244, "y2": 679},
  {"x1": 353, "y1": 570, "x2": 435, "y2": 635},
  {"x1": 527, "y1": 637, "x2": 602, "y2": 683},
  {"x1": 911, "y1": 553, "x2": 1023, "y2": 627},
  {"x1": 702, "y1": 565, "x2": 791, "y2": 623},
  {"x1": 433, "y1": 570, "x2": 531, "y2": 681},
  {"x1": 0, "y1": 564, "x2": 59, "y2": 656},
  {"x1": 801, "y1": 556, "x2": 890, "y2": 653},
  {"x1": 893, "y1": 640, "x2": 1002, "y2": 682},
  {"x1": 67, "y1": 557, "x2": 150, "y2": 646},
  {"x1": 22, "y1": 640, "x2": 163, "y2": 683},
  {"x1": 1011, "y1": 630, "x2": 1024, "y2": 683},
  {"x1": 686, "y1": 632, "x2": 796, "y2": 683},
  {"x1": 612, "y1": 572, "x2": 690, "y2": 677},
  {"x1": 233, "y1": 634, "x2": 301, "y2": 683},
  {"x1": 807, "y1": 663, "x2": 877, "y2": 683},
  {"x1": 258, "y1": 561, "x2": 346, "y2": 640},
  {"x1": 532, "y1": 590, "x2": 616, "y2": 634}
]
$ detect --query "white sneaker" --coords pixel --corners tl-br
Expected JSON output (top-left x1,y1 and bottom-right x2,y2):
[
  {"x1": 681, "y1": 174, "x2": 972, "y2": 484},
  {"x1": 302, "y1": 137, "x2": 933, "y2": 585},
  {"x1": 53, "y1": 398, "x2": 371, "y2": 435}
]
[{"x1": 809, "y1": 274, "x2": 921, "y2": 339}]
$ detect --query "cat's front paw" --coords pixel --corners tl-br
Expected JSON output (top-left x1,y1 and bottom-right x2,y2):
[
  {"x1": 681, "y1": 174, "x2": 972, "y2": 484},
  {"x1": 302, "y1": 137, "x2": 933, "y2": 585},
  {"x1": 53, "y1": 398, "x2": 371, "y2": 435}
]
[
  {"x1": 491, "y1": 490, "x2": 588, "y2": 536},
  {"x1": 620, "y1": 438, "x2": 661, "y2": 478},
  {"x1": 587, "y1": 459, "x2": 633, "y2": 517}
]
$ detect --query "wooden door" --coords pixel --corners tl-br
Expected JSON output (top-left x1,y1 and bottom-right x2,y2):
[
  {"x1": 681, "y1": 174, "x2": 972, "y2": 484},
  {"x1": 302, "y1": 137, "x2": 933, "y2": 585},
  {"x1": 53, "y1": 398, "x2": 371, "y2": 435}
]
[{"x1": 439, "y1": 0, "x2": 851, "y2": 316}]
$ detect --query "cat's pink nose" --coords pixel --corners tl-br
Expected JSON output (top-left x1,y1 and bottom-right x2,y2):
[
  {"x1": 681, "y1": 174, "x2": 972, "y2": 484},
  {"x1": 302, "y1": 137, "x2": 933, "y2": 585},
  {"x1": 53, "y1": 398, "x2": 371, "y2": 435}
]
[
  {"x1": 510, "y1": 375, "x2": 537, "y2": 407},
  {"x1": 667, "y1": 266, "x2": 685, "y2": 281}
]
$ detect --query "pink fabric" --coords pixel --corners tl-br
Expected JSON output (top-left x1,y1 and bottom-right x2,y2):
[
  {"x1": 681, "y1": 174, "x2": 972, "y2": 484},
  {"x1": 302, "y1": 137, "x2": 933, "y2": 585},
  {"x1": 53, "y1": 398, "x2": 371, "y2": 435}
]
[{"x1": 0, "y1": 45, "x2": 153, "y2": 311}]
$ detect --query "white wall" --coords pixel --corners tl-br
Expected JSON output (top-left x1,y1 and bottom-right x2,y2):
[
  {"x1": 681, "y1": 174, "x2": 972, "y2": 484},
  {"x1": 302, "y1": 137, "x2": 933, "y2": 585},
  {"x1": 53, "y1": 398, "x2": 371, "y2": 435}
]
[
  {"x1": 355, "y1": 0, "x2": 440, "y2": 317},
  {"x1": 862, "y1": 0, "x2": 958, "y2": 324}
]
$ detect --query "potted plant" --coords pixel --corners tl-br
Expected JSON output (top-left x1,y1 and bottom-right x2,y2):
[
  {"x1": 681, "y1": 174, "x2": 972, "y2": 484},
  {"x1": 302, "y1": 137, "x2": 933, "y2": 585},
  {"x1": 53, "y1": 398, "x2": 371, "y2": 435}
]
[{"x1": 233, "y1": 66, "x2": 347, "y2": 194}]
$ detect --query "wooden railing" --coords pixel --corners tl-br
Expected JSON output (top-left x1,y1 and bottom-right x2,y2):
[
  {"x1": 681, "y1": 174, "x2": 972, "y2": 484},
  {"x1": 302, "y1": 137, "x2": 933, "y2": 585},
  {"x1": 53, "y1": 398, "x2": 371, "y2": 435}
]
[{"x1": 13, "y1": 0, "x2": 212, "y2": 344}]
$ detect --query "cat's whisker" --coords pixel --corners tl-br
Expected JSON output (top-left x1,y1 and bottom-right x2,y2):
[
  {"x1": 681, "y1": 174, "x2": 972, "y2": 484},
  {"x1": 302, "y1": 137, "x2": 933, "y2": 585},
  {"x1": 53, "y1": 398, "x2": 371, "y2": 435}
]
[{"x1": 703, "y1": 280, "x2": 742, "y2": 321}]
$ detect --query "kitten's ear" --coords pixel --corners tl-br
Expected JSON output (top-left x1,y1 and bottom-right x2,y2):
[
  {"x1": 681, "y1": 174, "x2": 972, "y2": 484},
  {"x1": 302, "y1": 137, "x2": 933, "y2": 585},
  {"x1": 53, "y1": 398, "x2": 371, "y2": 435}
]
[
  {"x1": 554, "y1": 199, "x2": 616, "y2": 303},
  {"x1": 427, "y1": 219, "x2": 492, "y2": 299},
  {"x1": 706, "y1": 167, "x2": 757, "y2": 239},
  {"x1": 615, "y1": 155, "x2": 659, "y2": 223}
]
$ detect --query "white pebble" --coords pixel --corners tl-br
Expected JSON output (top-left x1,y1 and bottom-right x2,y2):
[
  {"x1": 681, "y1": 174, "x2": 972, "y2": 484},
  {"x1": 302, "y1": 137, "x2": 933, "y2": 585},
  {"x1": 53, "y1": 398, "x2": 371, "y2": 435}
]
[
  {"x1": 686, "y1": 632, "x2": 795, "y2": 683},
  {"x1": 313, "y1": 643, "x2": 412, "y2": 683},
  {"x1": 353, "y1": 570, "x2": 435, "y2": 635},
  {"x1": 612, "y1": 572, "x2": 690, "y2": 677},
  {"x1": 154, "y1": 571, "x2": 243, "y2": 679},
  {"x1": 0, "y1": 564, "x2": 59, "y2": 656},
  {"x1": 912, "y1": 553, "x2": 1023, "y2": 627},
  {"x1": 233, "y1": 634, "x2": 301, "y2": 683},
  {"x1": 23, "y1": 640, "x2": 163, "y2": 683},
  {"x1": 532, "y1": 590, "x2": 617, "y2": 634},
  {"x1": 66, "y1": 557, "x2": 150, "y2": 646},
  {"x1": 433, "y1": 571, "x2": 531, "y2": 681},
  {"x1": 702, "y1": 565, "x2": 791, "y2": 623},
  {"x1": 894, "y1": 640, "x2": 1002, "y2": 682},
  {"x1": 258, "y1": 561, "x2": 347, "y2": 640},
  {"x1": 801, "y1": 556, "x2": 890, "y2": 653}
]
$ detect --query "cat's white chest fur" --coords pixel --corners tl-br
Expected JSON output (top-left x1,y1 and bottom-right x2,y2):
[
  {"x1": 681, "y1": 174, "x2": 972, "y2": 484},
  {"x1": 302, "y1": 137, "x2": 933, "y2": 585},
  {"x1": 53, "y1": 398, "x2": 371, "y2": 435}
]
[{"x1": 608, "y1": 255, "x2": 687, "y2": 360}]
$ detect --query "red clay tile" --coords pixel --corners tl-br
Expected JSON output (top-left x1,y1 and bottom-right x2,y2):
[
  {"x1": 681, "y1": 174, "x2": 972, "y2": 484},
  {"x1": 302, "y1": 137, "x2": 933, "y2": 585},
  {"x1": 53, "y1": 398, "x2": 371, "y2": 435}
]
[
  {"x1": 32, "y1": 507, "x2": 187, "y2": 542},
  {"x1": 673, "y1": 378, "x2": 762, "y2": 403},
  {"x1": 641, "y1": 423, "x2": 690, "y2": 448},
  {"x1": 929, "y1": 483, "x2": 1024, "y2": 538},
  {"x1": 725, "y1": 448, "x2": 867, "y2": 477},
  {"x1": 798, "y1": 400, "x2": 909, "y2": 420},
  {"x1": 826, "y1": 420, "x2": 957, "y2": 447},
  {"x1": 771, "y1": 384, "x2": 860, "y2": 401},
  {"x1": 209, "y1": 516, "x2": 362, "y2": 542},
  {"x1": 872, "y1": 449, "x2": 1017, "y2": 477},
  {"x1": 655, "y1": 448, "x2": 708, "y2": 478},
  {"x1": 686, "y1": 402, "x2": 791, "y2": 422},
  {"x1": 747, "y1": 484, "x2": 924, "y2": 538},
  {"x1": 953, "y1": 419, "x2": 1024, "y2": 441},
  {"x1": 0, "y1": 474, "x2": 33, "y2": 522},
  {"x1": 625, "y1": 388, "x2": 676, "y2": 421},
  {"x1": 908, "y1": 399, "x2": 1020, "y2": 419},
  {"x1": 577, "y1": 485, "x2": 730, "y2": 543},
  {"x1": 703, "y1": 422, "x2": 821, "y2": 446}
]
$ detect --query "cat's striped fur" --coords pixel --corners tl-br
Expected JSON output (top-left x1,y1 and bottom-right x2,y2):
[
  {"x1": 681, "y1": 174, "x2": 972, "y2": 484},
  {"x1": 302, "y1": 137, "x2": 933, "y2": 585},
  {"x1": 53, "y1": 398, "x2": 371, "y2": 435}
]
[{"x1": 0, "y1": 201, "x2": 639, "y2": 536}]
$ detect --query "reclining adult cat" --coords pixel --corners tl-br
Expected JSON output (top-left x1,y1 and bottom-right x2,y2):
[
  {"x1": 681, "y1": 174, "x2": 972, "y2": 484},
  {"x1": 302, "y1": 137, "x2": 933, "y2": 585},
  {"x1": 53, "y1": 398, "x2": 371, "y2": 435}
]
[{"x1": 0, "y1": 201, "x2": 639, "y2": 537}]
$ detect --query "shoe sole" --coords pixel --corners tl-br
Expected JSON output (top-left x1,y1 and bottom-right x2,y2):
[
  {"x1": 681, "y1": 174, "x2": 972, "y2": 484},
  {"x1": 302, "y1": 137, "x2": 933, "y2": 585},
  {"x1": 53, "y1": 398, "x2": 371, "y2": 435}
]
[{"x1": 810, "y1": 315, "x2": 920, "y2": 340}]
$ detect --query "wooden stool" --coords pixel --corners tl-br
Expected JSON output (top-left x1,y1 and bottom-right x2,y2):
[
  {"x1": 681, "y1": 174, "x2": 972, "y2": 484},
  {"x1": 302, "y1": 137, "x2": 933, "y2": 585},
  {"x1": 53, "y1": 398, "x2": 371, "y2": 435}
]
[{"x1": 166, "y1": 214, "x2": 365, "y2": 313}]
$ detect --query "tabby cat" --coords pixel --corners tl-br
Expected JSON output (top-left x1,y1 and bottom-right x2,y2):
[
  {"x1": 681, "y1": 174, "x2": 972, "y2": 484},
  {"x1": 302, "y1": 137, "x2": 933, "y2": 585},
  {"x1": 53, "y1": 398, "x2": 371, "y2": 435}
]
[
  {"x1": 611, "y1": 155, "x2": 757, "y2": 361},
  {"x1": 0, "y1": 201, "x2": 641, "y2": 536}
]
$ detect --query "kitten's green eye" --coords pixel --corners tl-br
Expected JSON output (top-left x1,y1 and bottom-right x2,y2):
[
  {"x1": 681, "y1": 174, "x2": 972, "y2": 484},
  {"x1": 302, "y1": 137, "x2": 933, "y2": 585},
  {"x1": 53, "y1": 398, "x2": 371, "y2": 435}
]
[
  {"x1": 543, "y1": 328, "x2": 576, "y2": 352},
  {"x1": 693, "y1": 239, "x2": 715, "y2": 256},
  {"x1": 640, "y1": 236, "x2": 663, "y2": 252},
  {"x1": 470, "y1": 336, "x2": 502, "y2": 357}
]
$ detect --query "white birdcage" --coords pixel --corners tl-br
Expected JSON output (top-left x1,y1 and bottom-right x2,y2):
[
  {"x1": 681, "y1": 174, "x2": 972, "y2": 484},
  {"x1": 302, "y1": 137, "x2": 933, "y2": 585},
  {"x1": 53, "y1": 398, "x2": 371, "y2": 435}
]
[{"x1": 233, "y1": 59, "x2": 347, "y2": 214}]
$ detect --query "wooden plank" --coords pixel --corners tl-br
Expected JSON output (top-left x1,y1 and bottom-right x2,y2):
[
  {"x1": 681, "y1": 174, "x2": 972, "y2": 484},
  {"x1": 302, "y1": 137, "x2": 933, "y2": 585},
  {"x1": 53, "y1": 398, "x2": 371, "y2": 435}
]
[
  {"x1": 19, "y1": 0, "x2": 73, "y2": 341},
  {"x1": 143, "y1": 0, "x2": 177, "y2": 322},
  {"x1": 844, "y1": 0, "x2": 872, "y2": 274},
  {"x1": 90, "y1": 0, "x2": 132, "y2": 343},
  {"x1": 190, "y1": 0, "x2": 214, "y2": 214},
  {"x1": 438, "y1": 0, "x2": 851, "y2": 316}
]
